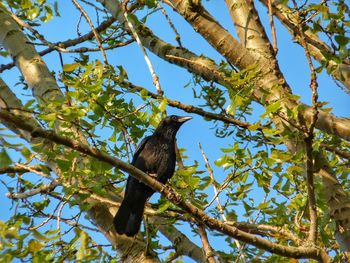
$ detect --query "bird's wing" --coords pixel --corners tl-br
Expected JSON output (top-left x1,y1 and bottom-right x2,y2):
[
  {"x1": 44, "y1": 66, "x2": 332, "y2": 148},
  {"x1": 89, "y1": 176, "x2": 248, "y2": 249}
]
[{"x1": 131, "y1": 136, "x2": 152, "y2": 165}]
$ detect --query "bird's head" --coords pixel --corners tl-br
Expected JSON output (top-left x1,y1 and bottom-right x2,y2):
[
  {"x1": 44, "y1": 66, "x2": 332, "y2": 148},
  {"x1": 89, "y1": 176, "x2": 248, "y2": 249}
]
[{"x1": 154, "y1": 115, "x2": 192, "y2": 138}]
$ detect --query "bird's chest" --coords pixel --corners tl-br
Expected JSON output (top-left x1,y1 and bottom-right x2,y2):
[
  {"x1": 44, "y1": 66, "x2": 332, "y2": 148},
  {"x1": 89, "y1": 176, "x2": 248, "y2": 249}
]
[{"x1": 144, "y1": 141, "x2": 176, "y2": 181}]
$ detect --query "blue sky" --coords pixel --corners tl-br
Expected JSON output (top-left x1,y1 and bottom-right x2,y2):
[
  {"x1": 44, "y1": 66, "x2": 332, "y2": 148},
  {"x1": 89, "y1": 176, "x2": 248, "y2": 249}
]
[{"x1": 1, "y1": 0, "x2": 349, "y2": 261}]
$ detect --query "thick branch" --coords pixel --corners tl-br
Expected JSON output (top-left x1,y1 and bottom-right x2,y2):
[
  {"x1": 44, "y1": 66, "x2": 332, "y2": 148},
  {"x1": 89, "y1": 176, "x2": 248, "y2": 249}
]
[
  {"x1": 225, "y1": 0, "x2": 274, "y2": 57},
  {"x1": 149, "y1": 216, "x2": 206, "y2": 262},
  {"x1": 0, "y1": 8, "x2": 62, "y2": 102}
]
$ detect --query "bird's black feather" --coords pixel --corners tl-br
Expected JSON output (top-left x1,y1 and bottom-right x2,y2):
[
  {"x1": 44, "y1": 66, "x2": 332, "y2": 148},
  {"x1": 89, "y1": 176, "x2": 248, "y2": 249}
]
[{"x1": 113, "y1": 115, "x2": 191, "y2": 236}]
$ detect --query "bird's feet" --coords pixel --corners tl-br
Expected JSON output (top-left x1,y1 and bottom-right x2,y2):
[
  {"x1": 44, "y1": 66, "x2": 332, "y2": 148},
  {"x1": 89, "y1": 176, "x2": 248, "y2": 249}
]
[{"x1": 148, "y1": 173, "x2": 157, "y2": 178}]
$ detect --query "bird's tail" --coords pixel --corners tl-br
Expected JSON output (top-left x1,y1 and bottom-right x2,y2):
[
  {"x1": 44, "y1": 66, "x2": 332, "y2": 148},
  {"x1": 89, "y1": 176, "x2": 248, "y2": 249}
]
[{"x1": 113, "y1": 193, "x2": 147, "y2": 236}]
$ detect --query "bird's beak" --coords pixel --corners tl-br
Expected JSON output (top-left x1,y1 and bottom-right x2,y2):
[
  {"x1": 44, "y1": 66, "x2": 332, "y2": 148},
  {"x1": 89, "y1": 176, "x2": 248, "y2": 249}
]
[{"x1": 177, "y1": 116, "x2": 192, "y2": 123}]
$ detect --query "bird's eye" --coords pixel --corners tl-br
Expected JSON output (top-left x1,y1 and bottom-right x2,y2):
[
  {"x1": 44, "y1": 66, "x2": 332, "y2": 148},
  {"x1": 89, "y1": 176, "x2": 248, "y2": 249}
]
[{"x1": 170, "y1": 116, "x2": 177, "y2": 121}]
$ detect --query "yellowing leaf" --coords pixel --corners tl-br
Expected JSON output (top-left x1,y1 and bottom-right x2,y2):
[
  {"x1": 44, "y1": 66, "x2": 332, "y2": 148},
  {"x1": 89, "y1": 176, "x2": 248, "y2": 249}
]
[
  {"x1": 63, "y1": 63, "x2": 79, "y2": 72},
  {"x1": 28, "y1": 239, "x2": 44, "y2": 253},
  {"x1": 248, "y1": 121, "x2": 260, "y2": 131},
  {"x1": 159, "y1": 98, "x2": 167, "y2": 112}
]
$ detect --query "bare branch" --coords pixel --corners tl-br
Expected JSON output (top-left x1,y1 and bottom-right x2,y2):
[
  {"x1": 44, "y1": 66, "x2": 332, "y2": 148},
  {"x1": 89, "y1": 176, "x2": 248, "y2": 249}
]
[
  {"x1": 198, "y1": 224, "x2": 217, "y2": 263},
  {"x1": 157, "y1": 2, "x2": 183, "y2": 48},
  {"x1": 150, "y1": 216, "x2": 206, "y2": 262},
  {"x1": 199, "y1": 143, "x2": 245, "y2": 262},
  {"x1": 122, "y1": 6, "x2": 163, "y2": 95},
  {"x1": 0, "y1": 164, "x2": 49, "y2": 175},
  {"x1": 6, "y1": 180, "x2": 59, "y2": 199},
  {"x1": 322, "y1": 144, "x2": 350, "y2": 160}
]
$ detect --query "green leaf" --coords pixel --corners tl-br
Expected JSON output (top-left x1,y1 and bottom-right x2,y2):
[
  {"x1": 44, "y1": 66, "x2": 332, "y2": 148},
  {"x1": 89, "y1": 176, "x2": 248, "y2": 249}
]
[
  {"x1": 4, "y1": 226, "x2": 19, "y2": 239},
  {"x1": 258, "y1": 201, "x2": 270, "y2": 210},
  {"x1": 39, "y1": 113, "x2": 57, "y2": 121},
  {"x1": 145, "y1": 0, "x2": 157, "y2": 8},
  {"x1": 56, "y1": 158, "x2": 71, "y2": 171},
  {"x1": 287, "y1": 165, "x2": 303, "y2": 174},
  {"x1": 335, "y1": 35, "x2": 349, "y2": 47},
  {"x1": 33, "y1": 230, "x2": 50, "y2": 242},
  {"x1": 63, "y1": 63, "x2": 79, "y2": 72},
  {"x1": 21, "y1": 147, "x2": 32, "y2": 161},
  {"x1": 41, "y1": 5, "x2": 53, "y2": 22},
  {"x1": 248, "y1": 121, "x2": 260, "y2": 131},
  {"x1": 27, "y1": 7, "x2": 40, "y2": 20},
  {"x1": 140, "y1": 89, "x2": 150, "y2": 100},
  {"x1": 157, "y1": 202, "x2": 171, "y2": 213},
  {"x1": 28, "y1": 239, "x2": 44, "y2": 253},
  {"x1": 225, "y1": 104, "x2": 235, "y2": 115},
  {"x1": 261, "y1": 101, "x2": 281, "y2": 117},
  {"x1": 23, "y1": 99, "x2": 36, "y2": 109},
  {"x1": 126, "y1": 13, "x2": 140, "y2": 26},
  {"x1": 159, "y1": 97, "x2": 167, "y2": 112},
  {"x1": 0, "y1": 149, "x2": 12, "y2": 168},
  {"x1": 76, "y1": 230, "x2": 88, "y2": 260}
]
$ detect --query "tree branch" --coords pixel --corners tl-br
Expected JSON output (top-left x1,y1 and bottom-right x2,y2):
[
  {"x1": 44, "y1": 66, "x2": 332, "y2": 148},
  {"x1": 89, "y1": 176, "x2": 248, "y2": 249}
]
[
  {"x1": 291, "y1": 0, "x2": 319, "y2": 244},
  {"x1": 225, "y1": 0, "x2": 275, "y2": 57},
  {"x1": 198, "y1": 224, "x2": 217, "y2": 263},
  {"x1": 149, "y1": 216, "x2": 206, "y2": 262},
  {"x1": 122, "y1": 81, "x2": 262, "y2": 130}
]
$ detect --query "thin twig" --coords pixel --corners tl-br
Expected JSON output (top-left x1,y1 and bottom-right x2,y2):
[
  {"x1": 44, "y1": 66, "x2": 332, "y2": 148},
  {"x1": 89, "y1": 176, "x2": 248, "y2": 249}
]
[
  {"x1": 57, "y1": 194, "x2": 74, "y2": 233},
  {"x1": 123, "y1": 7, "x2": 163, "y2": 95},
  {"x1": 267, "y1": 0, "x2": 278, "y2": 54},
  {"x1": 0, "y1": 164, "x2": 50, "y2": 175},
  {"x1": 205, "y1": 165, "x2": 261, "y2": 209},
  {"x1": 71, "y1": 0, "x2": 109, "y2": 64},
  {"x1": 9, "y1": 11, "x2": 57, "y2": 50},
  {"x1": 292, "y1": 0, "x2": 319, "y2": 244},
  {"x1": 199, "y1": 143, "x2": 246, "y2": 262},
  {"x1": 157, "y1": 2, "x2": 183, "y2": 47},
  {"x1": 52, "y1": 39, "x2": 133, "y2": 53},
  {"x1": 80, "y1": 0, "x2": 107, "y2": 12},
  {"x1": 198, "y1": 143, "x2": 226, "y2": 220},
  {"x1": 29, "y1": 198, "x2": 62, "y2": 231},
  {"x1": 0, "y1": 17, "x2": 116, "y2": 73}
]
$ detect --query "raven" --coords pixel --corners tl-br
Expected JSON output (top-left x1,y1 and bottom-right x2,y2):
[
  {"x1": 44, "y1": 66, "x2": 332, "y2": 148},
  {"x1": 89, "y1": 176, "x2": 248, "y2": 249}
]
[{"x1": 114, "y1": 115, "x2": 192, "y2": 236}]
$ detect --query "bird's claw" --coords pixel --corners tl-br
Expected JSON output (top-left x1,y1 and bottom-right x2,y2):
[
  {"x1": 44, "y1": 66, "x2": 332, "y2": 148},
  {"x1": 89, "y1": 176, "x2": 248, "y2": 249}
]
[{"x1": 148, "y1": 173, "x2": 157, "y2": 178}]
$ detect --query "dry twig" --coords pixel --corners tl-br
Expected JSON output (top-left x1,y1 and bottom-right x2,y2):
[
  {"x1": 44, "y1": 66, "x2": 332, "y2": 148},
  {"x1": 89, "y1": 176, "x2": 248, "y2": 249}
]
[{"x1": 71, "y1": 0, "x2": 109, "y2": 64}]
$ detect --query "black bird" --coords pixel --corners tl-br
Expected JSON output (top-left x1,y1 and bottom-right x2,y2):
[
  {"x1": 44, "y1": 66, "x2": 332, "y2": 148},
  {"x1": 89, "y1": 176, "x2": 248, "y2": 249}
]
[{"x1": 114, "y1": 115, "x2": 192, "y2": 236}]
